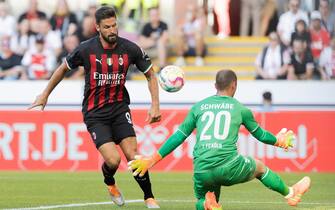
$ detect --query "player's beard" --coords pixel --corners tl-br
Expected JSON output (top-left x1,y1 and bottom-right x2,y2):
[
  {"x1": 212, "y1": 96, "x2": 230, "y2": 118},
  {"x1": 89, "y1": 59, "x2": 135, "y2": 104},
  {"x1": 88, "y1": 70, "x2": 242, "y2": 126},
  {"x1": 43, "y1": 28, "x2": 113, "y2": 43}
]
[{"x1": 101, "y1": 32, "x2": 118, "y2": 45}]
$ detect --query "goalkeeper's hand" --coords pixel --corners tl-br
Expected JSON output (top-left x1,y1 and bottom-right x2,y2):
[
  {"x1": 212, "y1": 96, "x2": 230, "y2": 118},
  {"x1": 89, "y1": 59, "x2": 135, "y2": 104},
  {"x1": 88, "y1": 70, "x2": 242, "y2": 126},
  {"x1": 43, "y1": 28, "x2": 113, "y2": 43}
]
[
  {"x1": 128, "y1": 153, "x2": 162, "y2": 177},
  {"x1": 275, "y1": 128, "x2": 295, "y2": 150}
]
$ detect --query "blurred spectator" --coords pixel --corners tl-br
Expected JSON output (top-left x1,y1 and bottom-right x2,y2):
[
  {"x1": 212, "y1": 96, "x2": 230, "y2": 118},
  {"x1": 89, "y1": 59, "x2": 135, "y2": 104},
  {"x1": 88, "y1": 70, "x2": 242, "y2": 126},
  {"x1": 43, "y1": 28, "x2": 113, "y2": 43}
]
[
  {"x1": 277, "y1": 0, "x2": 308, "y2": 46},
  {"x1": 290, "y1": 19, "x2": 311, "y2": 47},
  {"x1": 0, "y1": 36, "x2": 25, "y2": 80},
  {"x1": 10, "y1": 19, "x2": 35, "y2": 56},
  {"x1": 275, "y1": 0, "x2": 288, "y2": 16},
  {"x1": 319, "y1": 0, "x2": 335, "y2": 35},
  {"x1": 318, "y1": 35, "x2": 335, "y2": 80},
  {"x1": 99, "y1": 0, "x2": 125, "y2": 14},
  {"x1": 255, "y1": 32, "x2": 289, "y2": 79},
  {"x1": 141, "y1": 0, "x2": 159, "y2": 21},
  {"x1": 260, "y1": 91, "x2": 274, "y2": 112},
  {"x1": 261, "y1": 0, "x2": 277, "y2": 36},
  {"x1": 76, "y1": 15, "x2": 97, "y2": 42},
  {"x1": 18, "y1": 0, "x2": 46, "y2": 35},
  {"x1": 21, "y1": 35, "x2": 56, "y2": 80},
  {"x1": 299, "y1": 0, "x2": 317, "y2": 13},
  {"x1": 240, "y1": 0, "x2": 262, "y2": 36},
  {"x1": 288, "y1": 38, "x2": 314, "y2": 80},
  {"x1": 50, "y1": 0, "x2": 78, "y2": 38},
  {"x1": 58, "y1": 35, "x2": 83, "y2": 79},
  {"x1": 121, "y1": 0, "x2": 141, "y2": 34},
  {"x1": 213, "y1": 0, "x2": 230, "y2": 39},
  {"x1": 57, "y1": 35, "x2": 79, "y2": 64},
  {"x1": 37, "y1": 17, "x2": 63, "y2": 57},
  {"x1": 310, "y1": 11, "x2": 330, "y2": 62},
  {"x1": 138, "y1": 7, "x2": 168, "y2": 69},
  {"x1": 86, "y1": 3, "x2": 98, "y2": 18},
  {"x1": 0, "y1": 1, "x2": 16, "y2": 37},
  {"x1": 174, "y1": 5, "x2": 207, "y2": 66}
]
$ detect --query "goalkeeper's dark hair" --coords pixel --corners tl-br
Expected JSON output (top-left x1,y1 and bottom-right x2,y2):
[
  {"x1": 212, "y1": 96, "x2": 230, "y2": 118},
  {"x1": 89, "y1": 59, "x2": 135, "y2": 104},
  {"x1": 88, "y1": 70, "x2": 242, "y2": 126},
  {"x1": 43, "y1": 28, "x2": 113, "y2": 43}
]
[
  {"x1": 215, "y1": 69, "x2": 237, "y2": 91},
  {"x1": 95, "y1": 6, "x2": 117, "y2": 24}
]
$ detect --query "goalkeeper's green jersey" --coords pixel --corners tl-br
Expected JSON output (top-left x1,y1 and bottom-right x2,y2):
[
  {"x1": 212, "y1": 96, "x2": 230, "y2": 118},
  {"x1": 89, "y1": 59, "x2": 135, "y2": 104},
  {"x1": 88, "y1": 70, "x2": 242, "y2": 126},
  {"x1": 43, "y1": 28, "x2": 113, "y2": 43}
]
[{"x1": 176, "y1": 95, "x2": 259, "y2": 171}]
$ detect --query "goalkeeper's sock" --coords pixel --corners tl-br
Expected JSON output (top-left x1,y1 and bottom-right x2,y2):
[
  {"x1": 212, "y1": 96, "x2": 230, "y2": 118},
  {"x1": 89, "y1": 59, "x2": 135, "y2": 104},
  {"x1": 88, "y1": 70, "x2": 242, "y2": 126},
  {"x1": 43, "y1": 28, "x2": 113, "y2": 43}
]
[
  {"x1": 258, "y1": 167, "x2": 290, "y2": 196},
  {"x1": 133, "y1": 170, "x2": 154, "y2": 200},
  {"x1": 102, "y1": 162, "x2": 117, "y2": 186}
]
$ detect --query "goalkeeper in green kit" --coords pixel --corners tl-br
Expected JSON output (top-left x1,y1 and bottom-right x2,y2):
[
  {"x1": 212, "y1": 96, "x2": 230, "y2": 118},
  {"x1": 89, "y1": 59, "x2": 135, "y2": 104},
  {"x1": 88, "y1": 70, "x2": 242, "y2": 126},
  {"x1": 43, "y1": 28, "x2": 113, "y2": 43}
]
[{"x1": 129, "y1": 70, "x2": 311, "y2": 210}]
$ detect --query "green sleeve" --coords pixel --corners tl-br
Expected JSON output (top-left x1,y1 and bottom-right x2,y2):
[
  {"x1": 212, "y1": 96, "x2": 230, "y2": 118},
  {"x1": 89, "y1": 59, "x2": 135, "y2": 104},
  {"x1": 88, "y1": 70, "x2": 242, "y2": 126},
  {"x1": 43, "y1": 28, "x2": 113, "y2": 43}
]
[
  {"x1": 241, "y1": 107, "x2": 277, "y2": 145},
  {"x1": 251, "y1": 126, "x2": 277, "y2": 145},
  {"x1": 158, "y1": 107, "x2": 197, "y2": 158}
]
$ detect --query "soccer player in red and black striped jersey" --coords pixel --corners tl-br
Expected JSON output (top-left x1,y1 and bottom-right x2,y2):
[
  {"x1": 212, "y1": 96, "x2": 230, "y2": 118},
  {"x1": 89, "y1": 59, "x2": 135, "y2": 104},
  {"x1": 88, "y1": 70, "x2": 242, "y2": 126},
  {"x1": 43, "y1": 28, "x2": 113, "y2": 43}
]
[{"x1": 29, "y1": 6, "x2": 161, "y2": 208}]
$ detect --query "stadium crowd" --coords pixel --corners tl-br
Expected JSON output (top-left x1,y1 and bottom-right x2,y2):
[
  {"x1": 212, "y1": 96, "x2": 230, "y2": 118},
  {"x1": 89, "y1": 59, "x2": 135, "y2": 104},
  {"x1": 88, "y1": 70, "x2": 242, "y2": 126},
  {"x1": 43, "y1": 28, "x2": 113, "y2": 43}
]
[{"x1": 0, "y1": 0, "x2": 334, "y2": 80}]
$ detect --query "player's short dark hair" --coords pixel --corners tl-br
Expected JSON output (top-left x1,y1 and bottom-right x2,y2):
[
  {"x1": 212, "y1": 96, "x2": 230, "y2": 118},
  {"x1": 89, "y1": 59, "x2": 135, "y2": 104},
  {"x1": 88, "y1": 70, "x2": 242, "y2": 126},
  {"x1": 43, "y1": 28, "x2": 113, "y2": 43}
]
[
  {"x1": 95, "y1": 6, "x2": 117, "y2": 24},
  {"x1": 215, "y1": 70, "x2": 237, "y2": 91}
]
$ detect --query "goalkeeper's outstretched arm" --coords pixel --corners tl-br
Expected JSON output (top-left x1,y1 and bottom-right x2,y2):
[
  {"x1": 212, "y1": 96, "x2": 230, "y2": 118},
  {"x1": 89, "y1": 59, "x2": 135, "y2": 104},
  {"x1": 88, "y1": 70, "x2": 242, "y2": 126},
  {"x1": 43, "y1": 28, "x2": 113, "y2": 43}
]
[
  {"x1": 157, "y1": 107, "x2": 197, "y2": 158},
  {"x1": 242, "y1": 107, "x2": 294, "y2": 149},
  {"x1": 129, "y1": 107, "x2": 197, "y2": 176}
]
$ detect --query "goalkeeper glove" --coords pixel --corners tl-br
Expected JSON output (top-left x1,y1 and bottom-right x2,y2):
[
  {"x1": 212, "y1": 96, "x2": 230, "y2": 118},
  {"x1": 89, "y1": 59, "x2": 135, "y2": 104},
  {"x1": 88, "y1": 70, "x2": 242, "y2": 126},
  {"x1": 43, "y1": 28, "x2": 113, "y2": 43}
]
[
  {"x1": 275, "y1": 128, "x2": 295, "y2": 149},
  {"x1": 128, "y1": 153, "x2": 162, "y2": 177}
]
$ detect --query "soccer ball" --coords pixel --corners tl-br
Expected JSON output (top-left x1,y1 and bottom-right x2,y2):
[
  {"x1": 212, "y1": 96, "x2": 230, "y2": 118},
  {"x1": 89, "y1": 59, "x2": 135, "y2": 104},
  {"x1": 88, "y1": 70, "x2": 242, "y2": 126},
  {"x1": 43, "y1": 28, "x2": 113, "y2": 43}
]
[{"x1": 158, "y1": 65, "x2": 185, "y2": 92}]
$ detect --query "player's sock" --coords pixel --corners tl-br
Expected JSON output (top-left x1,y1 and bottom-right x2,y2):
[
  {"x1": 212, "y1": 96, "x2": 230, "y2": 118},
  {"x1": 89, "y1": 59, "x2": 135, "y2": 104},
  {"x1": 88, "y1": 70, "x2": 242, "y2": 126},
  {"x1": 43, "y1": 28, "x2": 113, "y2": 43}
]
[
  {"x1": 133, "y1": 170, "x2": 154, "y2": 200},
  {"x1": 258, "y1": 167, "x2": 290, "y2": 196},
  {"x1": 102, "y1": 162, "x2": 117, "y2": 185}
]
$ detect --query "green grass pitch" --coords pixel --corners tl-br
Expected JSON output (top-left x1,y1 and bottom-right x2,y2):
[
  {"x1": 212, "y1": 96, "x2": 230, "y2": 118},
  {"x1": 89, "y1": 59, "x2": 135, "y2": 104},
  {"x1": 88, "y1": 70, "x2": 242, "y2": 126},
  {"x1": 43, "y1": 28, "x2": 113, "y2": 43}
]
[{"x1": 0, "y1": 172, "x2": 334, "y2": 210}]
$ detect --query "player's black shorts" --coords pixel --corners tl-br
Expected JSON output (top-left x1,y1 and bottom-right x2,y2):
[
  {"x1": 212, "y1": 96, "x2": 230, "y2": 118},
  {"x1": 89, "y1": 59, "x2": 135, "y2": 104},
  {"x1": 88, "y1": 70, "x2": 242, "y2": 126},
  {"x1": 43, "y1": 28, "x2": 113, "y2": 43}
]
[{"x1": 84, "y1": 102, "x2": 136, "y2": 149}]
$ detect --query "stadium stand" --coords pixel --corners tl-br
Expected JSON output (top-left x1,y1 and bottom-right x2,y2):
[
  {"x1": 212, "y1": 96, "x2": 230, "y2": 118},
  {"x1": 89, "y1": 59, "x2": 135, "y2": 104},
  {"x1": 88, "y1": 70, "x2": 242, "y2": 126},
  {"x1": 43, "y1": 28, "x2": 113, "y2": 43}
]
[{"x1": 132, "y1": 36, "x2": 267, "y2": 80}]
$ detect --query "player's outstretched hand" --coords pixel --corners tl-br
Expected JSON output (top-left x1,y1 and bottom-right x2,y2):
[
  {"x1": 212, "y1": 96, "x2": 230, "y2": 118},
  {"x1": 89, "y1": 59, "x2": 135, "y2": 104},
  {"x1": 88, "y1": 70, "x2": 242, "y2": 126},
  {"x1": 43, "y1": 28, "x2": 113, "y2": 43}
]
[
  {"x1": 275, "y1": 128, "x2": 295, "y2": 150},
  {"x1": 146, "y1": 106, "x2": 161, "y2": 124},
  {"x1": 128, "y1": 154, "x2": 162, "y2": 177},
  {"x1": 28, "y1": 94, "x2": 48, "y2": 111}
]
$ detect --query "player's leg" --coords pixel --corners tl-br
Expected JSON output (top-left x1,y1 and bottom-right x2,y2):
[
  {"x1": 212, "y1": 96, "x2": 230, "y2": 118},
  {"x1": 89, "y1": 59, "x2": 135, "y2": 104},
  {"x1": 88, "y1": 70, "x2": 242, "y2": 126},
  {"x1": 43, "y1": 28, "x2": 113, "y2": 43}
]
[
  {"x1": 98, "y1": 142, "x2": 121, "y2": 186},
  {"x1": 119, "y1": 137, "x2": 159, "y2": 208},
  {"x1": 86, "y1": 122, "x2": 125, "y2": 206},
  {"x1": 253, "y1": 159, "x2": 311, "y2": 206},
  {"x1": 99, "y1": 142, "x2": 125, "y2": 206},
  {"x1": 113, "y1": 107, "x2": 159, "y2": 208},
  {"x1": 194, "y1": 172, "x2": 222, "y2": 210}
]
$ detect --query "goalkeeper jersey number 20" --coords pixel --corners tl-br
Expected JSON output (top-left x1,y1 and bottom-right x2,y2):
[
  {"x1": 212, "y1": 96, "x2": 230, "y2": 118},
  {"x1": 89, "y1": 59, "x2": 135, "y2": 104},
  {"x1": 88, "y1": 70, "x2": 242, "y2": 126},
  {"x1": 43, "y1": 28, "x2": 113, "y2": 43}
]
[{"x1": 177, "y1": 95, "x2": 260, "y2": 172}]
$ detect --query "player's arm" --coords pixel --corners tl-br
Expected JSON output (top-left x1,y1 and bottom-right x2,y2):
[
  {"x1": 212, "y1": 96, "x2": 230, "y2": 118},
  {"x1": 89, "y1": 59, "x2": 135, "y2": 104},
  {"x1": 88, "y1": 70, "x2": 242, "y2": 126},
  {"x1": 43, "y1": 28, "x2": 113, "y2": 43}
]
[
  {"x1": 29, "y1": 45, "x2": 83, "y2": 110},
  {"x1": 133, "y1": 42, "x2": 161, "y2": 124},
  {"x1": 28, "y1": 62, "x2": 69, "y2": 110},
  {"x1": 144, "y1": 68, "x2": 161, "y2": 123},
  {"x1": 128, "y1": 107, "x2": 197, "y2": 177},
  {"x1": 242, "y1": 107, "x2": 294, "y2": 149}
]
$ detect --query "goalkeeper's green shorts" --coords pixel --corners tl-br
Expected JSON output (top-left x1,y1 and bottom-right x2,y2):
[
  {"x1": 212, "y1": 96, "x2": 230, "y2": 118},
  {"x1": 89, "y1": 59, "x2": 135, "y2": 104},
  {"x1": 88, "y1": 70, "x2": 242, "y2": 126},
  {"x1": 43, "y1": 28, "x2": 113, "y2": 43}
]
[{"x1": 193, "y1": 155, "x2": 256, "y2": 200}]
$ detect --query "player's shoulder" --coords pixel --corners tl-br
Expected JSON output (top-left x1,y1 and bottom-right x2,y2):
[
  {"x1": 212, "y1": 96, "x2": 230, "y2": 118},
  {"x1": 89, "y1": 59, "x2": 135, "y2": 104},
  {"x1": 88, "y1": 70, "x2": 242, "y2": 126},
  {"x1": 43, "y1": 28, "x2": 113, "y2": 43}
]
[
  {"x1": 231, "y1": 98, "x2": 248, "y2": 111},
  {"x1": 77, "y1": 36, "x2": 99, "y2": 50},
  {"x1": 118, "y1": 37, "x2": 139, "y2": 49}
]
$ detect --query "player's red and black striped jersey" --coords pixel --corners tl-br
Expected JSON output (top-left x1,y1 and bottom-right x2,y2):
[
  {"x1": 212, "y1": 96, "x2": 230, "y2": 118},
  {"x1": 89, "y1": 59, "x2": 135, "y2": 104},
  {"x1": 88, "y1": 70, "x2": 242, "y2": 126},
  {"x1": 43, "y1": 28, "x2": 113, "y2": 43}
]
[{"x1": 65, "y1": 36, "x2": 152, "y2": 118}]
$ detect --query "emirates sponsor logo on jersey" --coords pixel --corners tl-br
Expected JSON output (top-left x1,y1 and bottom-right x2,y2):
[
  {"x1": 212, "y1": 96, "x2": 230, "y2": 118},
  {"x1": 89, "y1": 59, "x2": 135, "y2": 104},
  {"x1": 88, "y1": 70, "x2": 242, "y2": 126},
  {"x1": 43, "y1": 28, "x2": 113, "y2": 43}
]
[{"x1": 94, "y1": 72, "x2": 125, "y2": 86}]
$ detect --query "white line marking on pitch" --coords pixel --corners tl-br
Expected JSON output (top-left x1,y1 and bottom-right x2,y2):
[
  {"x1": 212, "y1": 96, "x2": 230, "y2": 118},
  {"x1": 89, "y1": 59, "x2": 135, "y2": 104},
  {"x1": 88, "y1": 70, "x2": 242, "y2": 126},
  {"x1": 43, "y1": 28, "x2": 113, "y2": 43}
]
[{"x1": 4, "y1": 199, "x2": 335, "y2": 210}]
